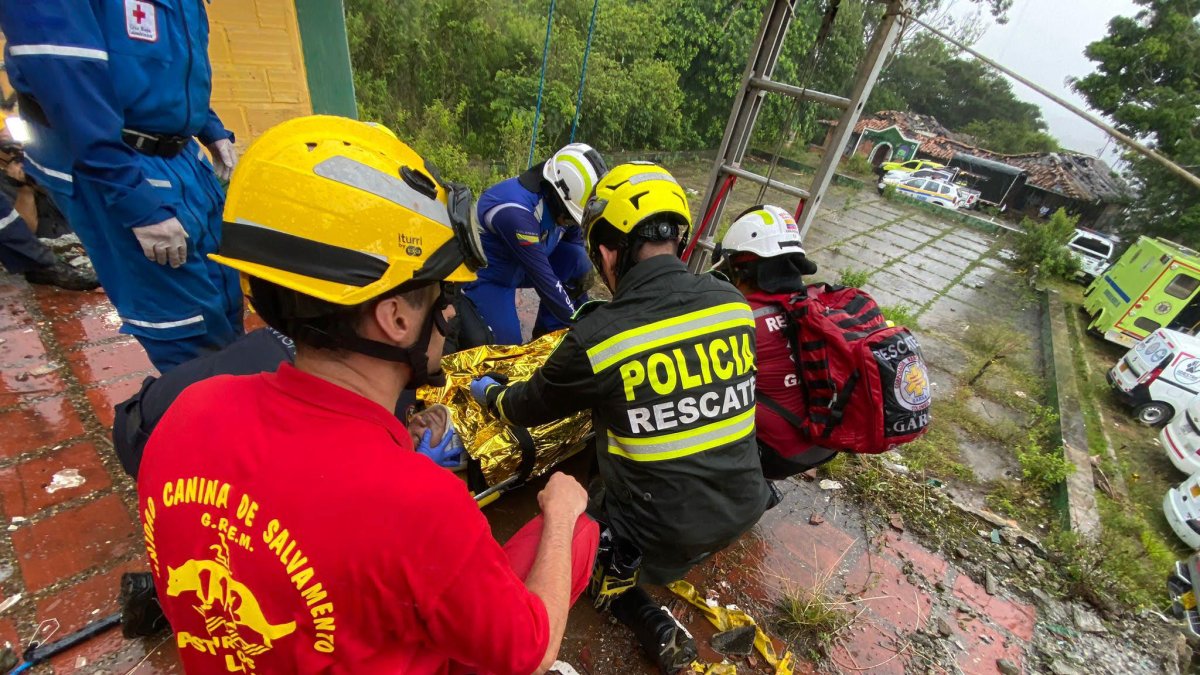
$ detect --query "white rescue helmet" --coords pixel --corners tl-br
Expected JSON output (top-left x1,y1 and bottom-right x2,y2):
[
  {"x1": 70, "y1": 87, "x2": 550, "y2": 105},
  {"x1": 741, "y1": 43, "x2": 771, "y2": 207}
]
[
  {"x1": 720, "y1": 204, "x2": 806, "y2": 259},
  {"x1": 543, "y1": 143, "x2": 608, "y2": 225}
]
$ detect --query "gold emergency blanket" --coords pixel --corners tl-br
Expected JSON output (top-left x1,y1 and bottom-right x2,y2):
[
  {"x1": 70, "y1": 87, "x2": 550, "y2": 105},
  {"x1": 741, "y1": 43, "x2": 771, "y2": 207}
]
[
  {"x1": 669, "y1": 580, "x2": 796, "y2": 675},
  {"x1": 416, "y1": 330, "x2": 593, "y2": 487}
]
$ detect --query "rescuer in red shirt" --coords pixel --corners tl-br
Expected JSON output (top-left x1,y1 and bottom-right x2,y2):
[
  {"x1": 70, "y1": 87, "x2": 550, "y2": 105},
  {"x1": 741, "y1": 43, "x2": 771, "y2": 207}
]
[
  {"x1": 716, "y1": 204, "x2": 838, "y2": 478},
  {"x1": 137, "y1": 116, "x2": 598, "y2": 674}
]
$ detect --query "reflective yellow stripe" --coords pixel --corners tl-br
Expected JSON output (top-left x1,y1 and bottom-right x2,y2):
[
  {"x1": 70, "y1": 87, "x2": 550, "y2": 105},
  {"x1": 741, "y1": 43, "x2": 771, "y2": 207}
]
[
  {"x1": 494, "y1": 388, "x2": 514, "y2": 425},
  {"x1": 586, "y1": 302, "x2": 753, "y2": 373},
  {"x1": 559, "y1": 155, "x2": 593, "y2": 201},
  {"x1": 607, "y1": 407, "x2": 756, "y2": 462}
]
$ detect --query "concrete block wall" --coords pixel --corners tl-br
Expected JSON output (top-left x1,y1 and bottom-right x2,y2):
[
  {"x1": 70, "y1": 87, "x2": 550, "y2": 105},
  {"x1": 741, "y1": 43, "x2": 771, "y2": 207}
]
[{"x1": 207, "y1": 0, "x2": 314, "y2": 145}]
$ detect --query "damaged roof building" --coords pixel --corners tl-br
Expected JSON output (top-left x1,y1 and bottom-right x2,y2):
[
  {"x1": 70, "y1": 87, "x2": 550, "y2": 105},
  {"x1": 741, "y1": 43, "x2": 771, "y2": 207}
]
[{"x1": 822, "y1": 111, "x2": 1132, "y2": 230}]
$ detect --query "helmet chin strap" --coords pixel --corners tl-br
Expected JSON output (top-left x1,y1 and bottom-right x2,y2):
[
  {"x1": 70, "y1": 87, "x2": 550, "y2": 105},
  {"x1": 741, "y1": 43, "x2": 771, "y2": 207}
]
[{"x1": 296, "y1": 299, "x2": 447, "y2": 390}]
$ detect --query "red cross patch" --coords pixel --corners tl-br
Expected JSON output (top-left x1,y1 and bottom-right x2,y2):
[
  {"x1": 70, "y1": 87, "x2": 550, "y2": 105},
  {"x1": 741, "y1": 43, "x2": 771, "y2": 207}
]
[{"x1": 125, "y1": 0, "x2": 158, "y2": 42}]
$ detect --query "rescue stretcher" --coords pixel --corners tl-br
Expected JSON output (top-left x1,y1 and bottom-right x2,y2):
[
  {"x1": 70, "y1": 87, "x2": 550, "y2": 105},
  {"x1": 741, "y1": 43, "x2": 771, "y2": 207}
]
[{"x1": 416, "y1": 330, "x2": 594, "y2": 506}]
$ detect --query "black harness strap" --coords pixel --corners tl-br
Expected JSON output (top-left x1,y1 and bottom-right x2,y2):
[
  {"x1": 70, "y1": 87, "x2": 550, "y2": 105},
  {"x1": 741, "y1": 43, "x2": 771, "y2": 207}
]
[{"x1": 510, "y1": 426, "x2": 539, "y2": 486}]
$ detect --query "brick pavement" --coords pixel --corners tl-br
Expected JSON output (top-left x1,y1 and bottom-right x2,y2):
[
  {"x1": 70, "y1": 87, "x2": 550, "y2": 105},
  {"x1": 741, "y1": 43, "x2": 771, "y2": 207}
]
[{"x1": 0, "y1": 279, "x2": 181, "y2": 673}]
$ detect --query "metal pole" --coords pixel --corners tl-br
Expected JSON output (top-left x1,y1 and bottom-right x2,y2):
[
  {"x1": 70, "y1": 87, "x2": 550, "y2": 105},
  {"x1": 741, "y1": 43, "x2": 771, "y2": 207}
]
[
  {"x1": 795, "y1": 0, "x2": 909, "y2": 237},
  {"x1": 908, "y1": 15, "x2": 1200, "y2": 192}
]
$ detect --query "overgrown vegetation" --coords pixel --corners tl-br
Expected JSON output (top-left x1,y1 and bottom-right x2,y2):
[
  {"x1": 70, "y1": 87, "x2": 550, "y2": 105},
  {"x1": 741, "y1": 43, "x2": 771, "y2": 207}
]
[
  {"x1": 1057, "y1": 300, "x2": 1191, "y2": 611},
  {"x1": 345, "y1": 0, "x2": 1036, "y2": 183},
  {"x1": 837, "y1": 268, "x2": 871, "y2": 288},
  {"x1": 1047, "y1": 494, "x2": 1181, "y2": 614},
  {"x1": 881, "y1": 183, "x2": 898, "y2": 201},
  {"x1": 879, "y1": 303, "x2": 917, "y2": 328},
  {"x1": 1014, "y1": 407, "x2": 1074, "y2": 491},
  {"x1": 1008, "y1": 208, "x2": 1080, "y2": 281},
  {"x1": 839, "y1": 153, "x2": 875, "y2": 177}
]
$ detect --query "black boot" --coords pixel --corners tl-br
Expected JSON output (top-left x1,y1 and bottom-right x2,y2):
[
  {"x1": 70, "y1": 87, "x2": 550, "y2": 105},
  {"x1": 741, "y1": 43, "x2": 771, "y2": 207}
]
[
  {"x1": 589, "y1": 529, "x2": 641, "y2": 611},
  {"x1": 611, "y1": 587, "x2": 698, "y2": 674},
  {"x1": 24, "y1": 260, "x2": 99, "y2": 291},
  {"x1": 119, "y1": 572, "x2": 170, "y2": 638}
]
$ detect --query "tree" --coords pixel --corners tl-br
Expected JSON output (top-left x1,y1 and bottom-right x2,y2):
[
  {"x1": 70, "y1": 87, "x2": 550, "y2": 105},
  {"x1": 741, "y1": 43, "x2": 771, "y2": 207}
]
[
  {"x1": 961, "y1": 119, "x2": 1060, "y2": 154},
  {"x1": 869, "y1": 34, "x2": 1052, "y2": 145},
  {"x1": 1072, "y1": 0, "x2": 1200, "y2": 246}
]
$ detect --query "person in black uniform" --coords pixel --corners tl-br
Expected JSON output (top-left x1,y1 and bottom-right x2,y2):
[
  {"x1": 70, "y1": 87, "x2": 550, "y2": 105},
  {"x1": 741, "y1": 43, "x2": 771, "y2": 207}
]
[{"x1": 471, "y1": 162, "x2": 770, "y2": 673}]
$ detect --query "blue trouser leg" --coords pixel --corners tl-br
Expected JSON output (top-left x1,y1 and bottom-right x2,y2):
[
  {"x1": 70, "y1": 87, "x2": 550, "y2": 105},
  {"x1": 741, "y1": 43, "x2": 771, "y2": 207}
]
[
  {"x1": 56, "y1": 144, "x2": 242, "y2": 372},
  {"x1": 463, "y1": 280, "x2": 523, "y2": 345},
  {"x1": 533, "y1": 241, "x2": 592, "y2": 335},
  {"x1": 0, "y1": 212, "x2": 54, "y2": 274}
]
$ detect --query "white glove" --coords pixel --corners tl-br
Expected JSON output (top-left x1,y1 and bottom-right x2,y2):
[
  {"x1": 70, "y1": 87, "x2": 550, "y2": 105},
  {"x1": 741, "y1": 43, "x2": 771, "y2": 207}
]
[
  {"x1": 206, "y1": 137, "x2": 238, "y2": 182},
  {"x1": 133, "y1": 217, "x2": 189, "y2": 268}
]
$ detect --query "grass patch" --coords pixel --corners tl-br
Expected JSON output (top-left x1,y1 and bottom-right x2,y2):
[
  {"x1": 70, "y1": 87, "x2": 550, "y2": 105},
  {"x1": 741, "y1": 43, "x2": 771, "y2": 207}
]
[
  {"x1": 1047, "y1": 298, "x2": 1192, "y2": 612},
  {"x1": 838, "y1": 268, "x2": 871, "y2": 288},
  {"x1": 881, "y1": 183, "x2": 898, "y2": 201},
  {"x1": 879, "y1": 303, "x2": 918, "y2": 328},
  {"x1": 986, "y1": 478, "x2": 1055, "y2": 526},
  {"x1": 1064, "y1": 302, "x2": 1112, "y2": 459},
  {"x1": 939, "y1": 389, "x2": 1024, "y2": 446},
  {"x1": 774, "y1": 573, "x2": 858, "y2": 659},
  {"x1": 894, "y1": 422, "x2": 974, "y2": 481},
  {"x1": 1049, "y1": 495, "x2": 1185, "y2": 613}
]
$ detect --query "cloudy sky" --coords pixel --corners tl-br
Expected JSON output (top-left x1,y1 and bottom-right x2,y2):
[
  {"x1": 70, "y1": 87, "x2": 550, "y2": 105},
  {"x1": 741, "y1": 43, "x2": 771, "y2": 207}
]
[{"x1": 951, "y1": 0, "x2": 1141, "y2": 162}]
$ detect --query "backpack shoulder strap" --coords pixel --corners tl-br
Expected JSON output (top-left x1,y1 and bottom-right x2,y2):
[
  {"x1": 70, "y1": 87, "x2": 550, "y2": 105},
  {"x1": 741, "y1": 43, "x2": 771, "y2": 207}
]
[{"x1": 757, "y1": 391, "x2": 808, "y2": 430}]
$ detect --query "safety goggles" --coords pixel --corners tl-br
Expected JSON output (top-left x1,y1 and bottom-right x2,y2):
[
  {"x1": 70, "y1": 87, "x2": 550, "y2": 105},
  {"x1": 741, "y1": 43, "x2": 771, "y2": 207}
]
[
  {"x1": 444, "y1": 181, "x2": 487, "y2": 272},
  {"x1": 581, "y1": 196, "x2": 609, "y2": 258}
]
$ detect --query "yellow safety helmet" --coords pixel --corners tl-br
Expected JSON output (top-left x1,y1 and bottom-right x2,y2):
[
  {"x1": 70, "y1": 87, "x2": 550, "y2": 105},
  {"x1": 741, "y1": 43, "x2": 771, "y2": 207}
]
[
  {"x1": 212, "y1": 115, "x2": 486, "y2": 306},
  {"x1": 580, "y1": 161, "x2": 691, "y2": 261}
]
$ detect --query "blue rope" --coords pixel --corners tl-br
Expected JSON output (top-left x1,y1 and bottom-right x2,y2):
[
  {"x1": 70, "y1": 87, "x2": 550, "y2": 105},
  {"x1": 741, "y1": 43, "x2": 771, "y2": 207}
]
[
  {"x1": 528, "y1": 0, "x2": 557, "y2": 169},
  {"x1": 569, "y1": 0, "x2": 601, "y2": 143}
]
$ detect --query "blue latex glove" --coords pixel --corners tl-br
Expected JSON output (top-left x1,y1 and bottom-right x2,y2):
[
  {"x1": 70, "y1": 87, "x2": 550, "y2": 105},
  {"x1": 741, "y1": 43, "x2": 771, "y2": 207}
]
[
  {"x1": 416, "y1": 427, "x2": 462, "y2": 468},
  {"x1": 470, "y1": 375, "x2": 502, "y2": 408}
]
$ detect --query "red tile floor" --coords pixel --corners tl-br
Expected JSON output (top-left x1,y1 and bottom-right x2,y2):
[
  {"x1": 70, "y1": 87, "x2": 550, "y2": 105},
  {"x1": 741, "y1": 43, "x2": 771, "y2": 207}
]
[{"x1": 0, "y1": 275, "x2": 1038, "y2": 673}]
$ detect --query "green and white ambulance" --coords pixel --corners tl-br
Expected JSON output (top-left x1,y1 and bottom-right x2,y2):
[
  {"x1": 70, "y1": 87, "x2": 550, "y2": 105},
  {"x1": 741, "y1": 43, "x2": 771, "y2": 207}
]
[{"x1": 1082, "y1": 237, "x2": 1200, "y2": 348}]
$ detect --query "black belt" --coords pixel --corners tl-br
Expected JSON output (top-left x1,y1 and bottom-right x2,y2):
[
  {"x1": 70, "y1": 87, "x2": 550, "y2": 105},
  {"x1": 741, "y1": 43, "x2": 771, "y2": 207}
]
[{"x1": 121, "y1": 129, "x2": 190, "y2": 158}]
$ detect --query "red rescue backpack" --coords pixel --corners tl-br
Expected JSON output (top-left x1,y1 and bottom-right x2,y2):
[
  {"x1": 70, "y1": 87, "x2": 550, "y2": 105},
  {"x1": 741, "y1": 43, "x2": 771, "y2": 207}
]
[{"x1": 756, "y1": 284, "x2": 932, "y2": 453}]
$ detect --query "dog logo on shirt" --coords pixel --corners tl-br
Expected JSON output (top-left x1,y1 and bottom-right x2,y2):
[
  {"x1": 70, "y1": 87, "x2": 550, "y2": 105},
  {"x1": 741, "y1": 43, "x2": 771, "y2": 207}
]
[
  {"x1": 126, "y1": 0, "x2": 158, "y2": 42},
  {"x1": 167, "y1": 541, "x2": 297, "y2": 661}
]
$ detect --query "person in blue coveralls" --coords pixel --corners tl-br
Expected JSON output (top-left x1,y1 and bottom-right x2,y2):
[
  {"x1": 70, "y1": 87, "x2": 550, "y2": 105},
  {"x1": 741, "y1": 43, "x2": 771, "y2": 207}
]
[
  {"x1": 0, "y1": 0, "x2": 244, "y2": 371},
  {"x1": 465, "y1": 143, "x2": 608, "y2": 344}
]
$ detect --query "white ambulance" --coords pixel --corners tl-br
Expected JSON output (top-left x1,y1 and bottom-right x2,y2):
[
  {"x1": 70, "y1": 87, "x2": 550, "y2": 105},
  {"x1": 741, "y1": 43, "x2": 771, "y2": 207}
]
[
  {"x1": 1108, "y1": 328, "x2": 1200, "y2": 426},
  {"x1": 1163, "y1": 397, "x2": 1200, "y2": 474},
  {"x1": 1165, "y1": 472, "x2": 1200, "y2": 549}
]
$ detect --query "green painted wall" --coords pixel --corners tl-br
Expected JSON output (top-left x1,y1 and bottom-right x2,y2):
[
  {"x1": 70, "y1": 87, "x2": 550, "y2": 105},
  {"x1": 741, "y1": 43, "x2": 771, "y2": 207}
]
[{"x1": 295, "y1": 0, "x2": 358, "y2": 119}]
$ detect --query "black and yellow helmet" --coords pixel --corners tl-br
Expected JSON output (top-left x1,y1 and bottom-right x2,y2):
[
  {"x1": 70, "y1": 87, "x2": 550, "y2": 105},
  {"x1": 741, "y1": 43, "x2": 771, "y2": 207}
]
[
  {"x1": 212, "y1": 115, "x2": 485, "y2": 305},
  {"x1": 580, "y1": 162, "x2": 691, "y2": 261}
]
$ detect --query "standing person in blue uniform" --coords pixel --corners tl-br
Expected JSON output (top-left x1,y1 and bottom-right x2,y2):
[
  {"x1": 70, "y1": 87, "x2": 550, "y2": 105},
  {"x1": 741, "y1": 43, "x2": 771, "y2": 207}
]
[
  {"x1": 465, "y1": 143, "x2": 608, "y2": 344},
  {"x1": 0, "y1": 0, "x2": 244, "y2": 371}
]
